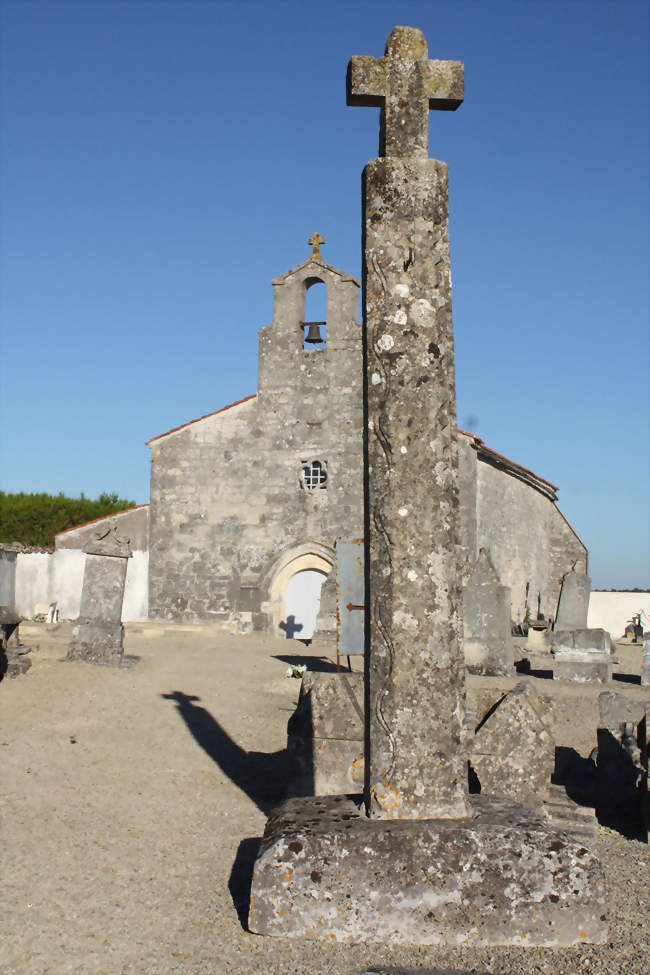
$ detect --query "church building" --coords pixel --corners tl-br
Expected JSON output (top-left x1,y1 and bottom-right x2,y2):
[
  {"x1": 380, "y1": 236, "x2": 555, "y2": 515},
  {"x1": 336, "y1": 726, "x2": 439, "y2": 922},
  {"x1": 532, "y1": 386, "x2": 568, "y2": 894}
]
[{"x1": 143, "y1": 240, "x2": 587, "y2": 637}]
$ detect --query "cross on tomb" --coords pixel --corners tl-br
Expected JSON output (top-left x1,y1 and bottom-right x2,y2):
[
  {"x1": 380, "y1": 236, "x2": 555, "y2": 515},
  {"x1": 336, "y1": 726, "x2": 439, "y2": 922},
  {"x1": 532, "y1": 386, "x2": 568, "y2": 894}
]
[
  {"x1": 308, "y1": 232, "x2": 325, "y2": 261},
  {"x1": 347, "y1": 25, "x2": 463, "y2": 158}
]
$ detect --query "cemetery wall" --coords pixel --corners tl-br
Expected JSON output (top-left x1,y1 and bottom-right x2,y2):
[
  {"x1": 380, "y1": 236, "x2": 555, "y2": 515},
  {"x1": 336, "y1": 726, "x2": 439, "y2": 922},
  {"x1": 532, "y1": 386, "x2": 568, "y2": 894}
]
[
  {"x1": 55, "y1": 505, "x2": 149, "y2": 551},
  {"x1": 588, "y1": 591, "x2": 650, "y2": 639},
  {"x1": 14, "y1": 548, "x2": 148, "y2": 621}
]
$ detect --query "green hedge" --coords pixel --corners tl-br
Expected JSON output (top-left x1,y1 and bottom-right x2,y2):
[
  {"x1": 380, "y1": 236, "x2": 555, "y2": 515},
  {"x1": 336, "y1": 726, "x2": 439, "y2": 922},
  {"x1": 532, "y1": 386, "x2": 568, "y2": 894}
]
[{"x1": 0, "y1": 491, "x2": 136, "y2": 548}]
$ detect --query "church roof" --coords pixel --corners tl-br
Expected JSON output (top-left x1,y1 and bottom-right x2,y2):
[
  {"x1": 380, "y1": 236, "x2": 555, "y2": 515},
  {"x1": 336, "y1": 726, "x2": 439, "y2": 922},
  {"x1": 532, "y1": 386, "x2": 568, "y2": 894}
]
[
  {"x1": 458, "y1": 429, "x2": 559, "y2": 500},
  {"x1": 146, "y1": 394, "x2": 257, "y2": 446},
  {"x1": 272, "y1": 257, "x2": 360, "y2": 287}
]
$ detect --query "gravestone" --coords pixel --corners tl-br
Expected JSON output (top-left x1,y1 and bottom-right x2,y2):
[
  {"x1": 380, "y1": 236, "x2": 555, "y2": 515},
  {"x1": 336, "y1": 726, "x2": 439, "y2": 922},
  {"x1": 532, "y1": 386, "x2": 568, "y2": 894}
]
[
  {"x1": 0, "y1": 545, "x2": 19, "y2": 611},
  {"x1": 553, "y1": 569, "x2": 613, "y2": 682},
  {"x1": 555, "y1": 566, "x2": 590, "y2": 630},
  {"x1": 469, "y1": 682, "x2": 554, "y2": 809},
  {"x1": 553, "y1": 627, "x2": 613, "y2": 683},
  {"x1": 66, "y1": 524, "x2": 132, "y2": 665},
  {"x1": 249, "y1": 26, "x2": 607, "y2": 945},
  {"x1": 462, "y1": 548, "x2": 513, "y2": 676}
]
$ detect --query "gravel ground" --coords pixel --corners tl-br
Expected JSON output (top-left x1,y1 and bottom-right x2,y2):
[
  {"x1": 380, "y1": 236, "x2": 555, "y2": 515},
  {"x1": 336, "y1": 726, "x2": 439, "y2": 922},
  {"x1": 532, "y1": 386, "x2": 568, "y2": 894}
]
[{"x1": 1, "y1": 623, "x2": 648, "y2": 975}]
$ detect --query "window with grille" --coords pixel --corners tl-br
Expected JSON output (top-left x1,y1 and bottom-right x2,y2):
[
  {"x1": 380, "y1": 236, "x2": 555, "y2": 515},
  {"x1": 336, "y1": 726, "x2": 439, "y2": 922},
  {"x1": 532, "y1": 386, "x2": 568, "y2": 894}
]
[{"x1": 300, "y1": 459, "x2": 327, "y2": 491}]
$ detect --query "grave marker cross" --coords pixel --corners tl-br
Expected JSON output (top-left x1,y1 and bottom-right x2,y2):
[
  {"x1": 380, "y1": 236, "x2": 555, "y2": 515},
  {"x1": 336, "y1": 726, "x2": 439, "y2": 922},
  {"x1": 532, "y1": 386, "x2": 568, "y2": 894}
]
[{"x1": 347, "y1": 26, "x2": 463, "y2": 158}]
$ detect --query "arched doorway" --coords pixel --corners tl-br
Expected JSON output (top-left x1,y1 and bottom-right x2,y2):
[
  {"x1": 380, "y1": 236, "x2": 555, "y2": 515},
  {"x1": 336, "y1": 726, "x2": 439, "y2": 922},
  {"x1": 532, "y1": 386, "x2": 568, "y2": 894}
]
[
  {"x1": 265, "y1": 542, "x2": 334, "y2": 638},
  {"x1": 283, "y1": 568, "x2": 328, "y2": 641}
]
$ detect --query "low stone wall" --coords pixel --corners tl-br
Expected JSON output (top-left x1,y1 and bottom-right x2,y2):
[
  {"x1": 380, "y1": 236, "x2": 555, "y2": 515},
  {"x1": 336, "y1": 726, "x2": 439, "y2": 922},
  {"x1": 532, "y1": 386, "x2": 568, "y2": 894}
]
[
  {"x1": 15, "y1": 549, "x2": 148, "y2": 622},
  {"x1": 588, "y1": 591, "x2": 650, "y2": 639}
]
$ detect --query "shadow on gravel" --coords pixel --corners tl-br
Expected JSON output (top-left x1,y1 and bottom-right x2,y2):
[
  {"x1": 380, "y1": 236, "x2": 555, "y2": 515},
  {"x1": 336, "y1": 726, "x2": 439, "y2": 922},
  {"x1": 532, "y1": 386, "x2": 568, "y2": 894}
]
[
  {"x1": 162, "y1": 690, "x2": 297, "y2": 815},
  {"x1": 228, "y1": 836, "x2": 262, "y2": 930},
  {"x1": 612, "y1": 672, "x2": 641, "y2": 685}
]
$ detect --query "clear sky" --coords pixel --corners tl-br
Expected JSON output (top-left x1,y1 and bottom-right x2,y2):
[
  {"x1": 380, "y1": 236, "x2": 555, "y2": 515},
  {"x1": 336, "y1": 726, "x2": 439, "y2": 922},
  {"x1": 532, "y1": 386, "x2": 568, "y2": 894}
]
[{"x1": 1, "y1": 0, "x2": 648, "y2": 588}]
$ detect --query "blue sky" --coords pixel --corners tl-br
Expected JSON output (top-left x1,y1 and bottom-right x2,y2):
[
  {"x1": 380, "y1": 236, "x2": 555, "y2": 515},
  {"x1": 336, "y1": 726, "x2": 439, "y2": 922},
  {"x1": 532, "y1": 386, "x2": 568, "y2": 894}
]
[{"x1": 1, "y1": 0, "x2": 648, "y2": 588}]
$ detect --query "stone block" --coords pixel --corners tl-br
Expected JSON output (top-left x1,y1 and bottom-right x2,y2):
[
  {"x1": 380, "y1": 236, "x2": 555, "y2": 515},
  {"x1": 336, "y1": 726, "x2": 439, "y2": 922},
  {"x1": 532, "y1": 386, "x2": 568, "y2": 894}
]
[
  {"x1": 470, "y1": 682, "x2": 554, "y2": 809},
  {"x1": 599, "y1": 690, "x2": 648, "y2": 732},
  {"x1": 287, "y1": 736, "x2": 363, "y2": 796},
  {"x1": 288, "y1": 672, "x2": 363, "y2": 741},
  {"x1": 67, "y1": 620, "x2": 125, "y2": 665},
  {"x1": 462, "y1": 549, "x2": 514, "y2": 677},
  {"x1": 287, "y1": 672, "x2": 363, "y2": 795},
  {"x1": 553, "y1": 628, "x2": 611, "y2": 653},
  {"x1": 249, "y1": 794, "x2": 607, "y2": 945},
  {"x1": 552, "y1": 628, "x2": 613, "y2": 684},
  {"x1": 555, "y1": 569, "x2": 591, "y2": 631},
  {"x1": 554, "y1": 654, "x2": 612, "y2": 685},
  {"x1": 642, "y1": 634, "x2": 650, "y2": 687}
]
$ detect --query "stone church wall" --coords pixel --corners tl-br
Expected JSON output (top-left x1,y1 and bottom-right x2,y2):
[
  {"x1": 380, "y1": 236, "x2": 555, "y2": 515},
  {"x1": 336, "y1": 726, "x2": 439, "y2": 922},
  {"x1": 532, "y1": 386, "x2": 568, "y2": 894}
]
[{"x1": 147, "y1": 254, "x2": 587, "y2": 633}]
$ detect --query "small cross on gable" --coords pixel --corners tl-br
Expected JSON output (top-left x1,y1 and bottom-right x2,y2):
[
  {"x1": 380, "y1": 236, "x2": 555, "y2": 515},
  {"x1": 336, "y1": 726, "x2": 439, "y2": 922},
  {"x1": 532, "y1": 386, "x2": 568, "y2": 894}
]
[
  {"x1": 347, "y1": 26, "x2": 463, "y2": 159},
  {"x1": 308, "y1": 232, "x2": 326, "y2": 261}
]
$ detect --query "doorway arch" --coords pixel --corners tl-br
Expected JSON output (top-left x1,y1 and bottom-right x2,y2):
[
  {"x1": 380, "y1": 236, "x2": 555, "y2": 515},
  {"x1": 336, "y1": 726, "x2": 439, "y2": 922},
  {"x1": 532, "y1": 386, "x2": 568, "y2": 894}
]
[{"x1": 265, "y1": 541, "x2": 334, "y2": 638}]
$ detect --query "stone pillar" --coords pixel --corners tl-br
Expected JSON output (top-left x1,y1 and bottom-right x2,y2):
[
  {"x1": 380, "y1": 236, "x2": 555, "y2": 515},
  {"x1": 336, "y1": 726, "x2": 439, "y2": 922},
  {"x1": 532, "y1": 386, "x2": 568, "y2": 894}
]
[
  {"x1": 641, "y1": 633, "x2": 650, "y2": 687},
  {"x1": 247, "y1": 26, "x2": 607, "y2": 946},
  {"x1": 359, "y1": 29, "x2": 468, "y2": 819},
  {"x1": 0, "y1": 545, "x2": 18, "y2": 611},
  {"x1": 462, "y1": 547, "x2": 513, "y2": 676},
  {"x1": 555, "y1": 567, "x2": 590, "y2": 630},
  {"x1": 67, "y1": 524, "x2": 131, "y2": 665}
]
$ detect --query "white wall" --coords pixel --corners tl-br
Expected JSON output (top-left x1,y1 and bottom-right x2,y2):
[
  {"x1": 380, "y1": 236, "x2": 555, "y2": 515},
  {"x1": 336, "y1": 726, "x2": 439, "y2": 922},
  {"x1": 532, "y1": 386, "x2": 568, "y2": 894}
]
[
  {"x1": 123, "y1": 551, "x2": 149, "y2": 621},
  {"x1": 15, "y1": 550, "x2": 149, "y2": 622},
  {"x1": 587, "y1": 591, "x2": 650, "y2": 639}
]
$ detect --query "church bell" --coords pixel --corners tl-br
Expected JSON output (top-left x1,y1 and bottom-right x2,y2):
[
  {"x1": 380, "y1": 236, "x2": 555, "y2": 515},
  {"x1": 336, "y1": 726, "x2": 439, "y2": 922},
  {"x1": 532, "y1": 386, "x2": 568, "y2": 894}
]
[{"x1": 303, "y1": 322, "x2": 324, "y2": 344}]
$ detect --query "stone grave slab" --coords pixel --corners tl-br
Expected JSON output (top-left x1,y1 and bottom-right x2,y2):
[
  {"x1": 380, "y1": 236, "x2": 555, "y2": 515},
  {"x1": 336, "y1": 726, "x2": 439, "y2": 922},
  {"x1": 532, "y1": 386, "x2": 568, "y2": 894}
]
[
  {"x1": 67, "y1": 524, "x2": 132, "y2": 665},
  {"x1": 470, "y1": 681, "x2": 554, "y2": 809},
  {"x1": 553, "y1": 628, "x2": 613, "y2": 684},
  {"x1": 462, "y1": 548, "x2": 513, "y2": 676}
]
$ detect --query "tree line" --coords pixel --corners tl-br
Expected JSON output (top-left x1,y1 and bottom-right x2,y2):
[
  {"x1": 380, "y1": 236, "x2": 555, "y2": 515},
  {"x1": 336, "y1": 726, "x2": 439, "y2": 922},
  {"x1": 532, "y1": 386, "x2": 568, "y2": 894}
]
[{"x1": 0, "y1": 491, "x2": 136, "y2": 548}]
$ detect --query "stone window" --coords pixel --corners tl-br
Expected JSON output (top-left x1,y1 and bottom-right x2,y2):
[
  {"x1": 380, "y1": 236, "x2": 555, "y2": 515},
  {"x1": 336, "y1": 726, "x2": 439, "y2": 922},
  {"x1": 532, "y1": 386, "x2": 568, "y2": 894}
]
[{"x1": 300, "y1": 459, "x2": 327, "y2": 491}]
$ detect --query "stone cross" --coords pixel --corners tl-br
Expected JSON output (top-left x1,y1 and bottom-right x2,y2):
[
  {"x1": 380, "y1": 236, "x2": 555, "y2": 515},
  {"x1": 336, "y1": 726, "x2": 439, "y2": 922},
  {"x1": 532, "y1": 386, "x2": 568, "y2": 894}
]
[
  {"x1": 349, "y1": 26, "x2": 469, "y2": 819},
  {"x1": 347, "y1": 25, "x2": 463, "y2": 158},
  {"x1": 308, "y1": 232, "x2": 325, "y2": 260}
]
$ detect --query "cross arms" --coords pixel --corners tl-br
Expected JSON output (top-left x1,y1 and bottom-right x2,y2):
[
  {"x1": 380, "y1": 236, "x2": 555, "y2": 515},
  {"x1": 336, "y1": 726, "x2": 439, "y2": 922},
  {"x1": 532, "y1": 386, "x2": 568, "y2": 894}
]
[{"x1": 347, "y1": 27, "x2": 464, "y2": 158}]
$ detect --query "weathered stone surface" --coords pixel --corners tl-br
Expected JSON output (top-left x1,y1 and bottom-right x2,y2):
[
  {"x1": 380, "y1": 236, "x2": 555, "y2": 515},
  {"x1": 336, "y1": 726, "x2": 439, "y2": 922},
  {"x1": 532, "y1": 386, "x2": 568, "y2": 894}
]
[
  {"x1": 287, "y1": 672, "x2": 364, "y2": 796},
  {"x1": 249, "y1": 794, "x2": 607, "y2": 945},
  {"x1": 347, "y1": 26, "x2": 463, "y2": 159},
  {"x1": 0, "y1": 546, "x2": 18, "y2": 610},
  {"x1": 542, "y1": 783, "x2": 598, "y2": 841},
  {"x1": 554, "y1": 628, "x2": 611, "y2": 653},
  {"x1": 599, "y1": 689, "x2": 648, "y2": 731},
  {"x1": 470, "y1": 681, "x2": 554, "y2": 809},
  {"x1": 363, "y1": 151, "x2": 468, "y2": 820},
  {"x1": 555, "y1": 568, "x2": 591, "y2": 630},
  {"x1": 288, "y1": 672, "x2": 363, "y2": 741},
  {"x1": 287, "y1": 736, "x2": 364, "y2": 797},
  {"x1": 67, "y1": 620, "x2": 125, "y2": 665},
  {"x1": 642, "y1": 633, "x2": 650, "y2": 686},
  {"x1": 67, "y1": 526, "x2": 131, "y2": 665},
  {"x1": 462, "y1": 548, "x2": 513, "y2": 676},
  {"x1": 552, "y1": 628, "x2": 613, "y2": 683}
]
